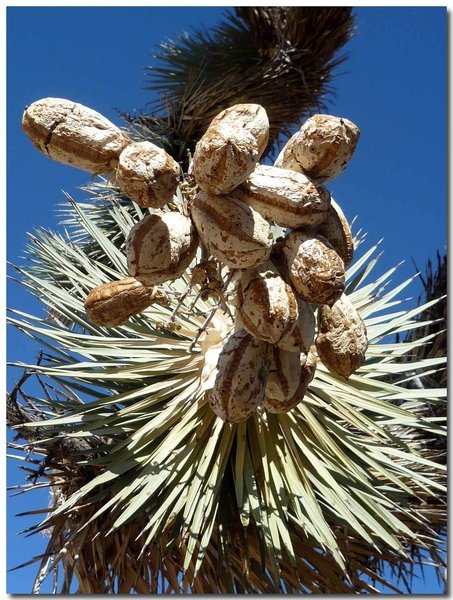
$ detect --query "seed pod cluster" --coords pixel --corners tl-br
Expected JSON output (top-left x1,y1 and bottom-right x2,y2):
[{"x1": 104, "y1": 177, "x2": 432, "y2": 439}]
[
  {"x1": 23, "y1": 98, "x2": 366, "y2": 421},
  {"x1": 191, "y1": 107, "x2": 364, "y2": 418}
]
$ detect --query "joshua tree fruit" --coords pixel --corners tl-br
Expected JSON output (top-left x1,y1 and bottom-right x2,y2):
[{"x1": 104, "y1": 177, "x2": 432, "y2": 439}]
[
  {"x1": 22, "y1": 97, "x2": 130, "y2": 173},
  {"x1": 126, "y1": 211, "x2": 198, "y2": 285},
  {"x1": 84, "y1": 278, "x2": 169, "y2": 327},
  {"x1": 240, "y1": 164, "x2": 331, "y2": 228},
  {"x1": 209, "y1": 103, "x2": 270, "y2": 157},
  {"x1": 209, "y1": 328, "x2": 268, "y2": 422},
  {"x1": 274, "y1": 114, "x2": 359, "y2": 183},
  {"x1": 282, "y1": 232, "x2": 345, "y2": 305},
  {"x1": 190, "y1": 190, "x2": 272, "y2": 268},
  {"x1": 190, "y1": 122, "x2": 258, "y2": 194},
  {"x1": 316, "y1": 293, "x2": 368, "y2": 378},
  {"x1": 115, "y1": 141, "x2": 181, "y2": 208},
  {"x1": 236, "y1": 260, "x2": 299, "y2": 344}
]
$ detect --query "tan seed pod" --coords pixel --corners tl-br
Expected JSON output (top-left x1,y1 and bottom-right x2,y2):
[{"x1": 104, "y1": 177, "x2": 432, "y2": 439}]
[
  {"x1": 283, "y1": 232, "x2": 345, "y2": 306},
  {"x1": 240, "y1": 164, "x2": 330, "y2": 228},
  {"x1": 316, "y1": 294, "x2": 368, "y2": 378},
  {"x1": 209, "y1": 103, "x2": 269, "y2": 158},
  {"x1": 115, "y1": 141, "x2": 181, "y2": 208},
  {"x1": 236, "y1": 260, "x2": 299, "y2": 345},
  {"x1": 190, "y1": 122, "x2": 259, "y2": 194},
  {"x1": 262, "y1": 350, "x2": 317, "y2": 413},
  {"x1": 264, "y1": 346, "x2": 304, "y2": 403},
  {"x1": 84, "y1": 277, "x2": 169, "y2": 327},
  {"x1": 277, "y1": 298, "x2": 316, "y2": 353},
  {"x1": 22, "y1": 97, "x2": 130, "y2": 173},
  {"x1": 190, "y1": 190, "x2": 272, "y2": 269},
  {"x1": 126, "y1": 212, "x2": 198, "y2": 285},
  {"x1": 274, "y1": 114, "x2": 360, "y2": 183},
  {"x1": 209, "y1": 328, "x2": 268, "y2": 423},
  {"x1": 315, "y1": 198, "x2": 354, "y2": 265}
]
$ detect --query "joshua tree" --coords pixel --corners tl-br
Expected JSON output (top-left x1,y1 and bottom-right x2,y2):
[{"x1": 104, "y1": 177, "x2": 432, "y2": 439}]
[{"x1": 7, "y1": 7, "x2": 446, "y2": 594}]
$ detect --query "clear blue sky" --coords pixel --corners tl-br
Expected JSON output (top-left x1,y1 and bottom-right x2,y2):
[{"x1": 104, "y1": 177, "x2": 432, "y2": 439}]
[{"x1": 6, "y1": 6, "x2": 446, "y2": 594}]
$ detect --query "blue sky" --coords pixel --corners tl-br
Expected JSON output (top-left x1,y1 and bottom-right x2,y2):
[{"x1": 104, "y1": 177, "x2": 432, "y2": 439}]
[{"x1": 6, "y1": 6, "x2": 446, "y2": 594}]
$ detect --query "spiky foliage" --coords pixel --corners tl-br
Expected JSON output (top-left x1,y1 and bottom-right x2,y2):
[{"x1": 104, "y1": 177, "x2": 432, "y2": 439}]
[
  {"x1": 7, "y1": 181, "x2": 446, "y2": 594},
  {"x1": 122, "y1": 7, "x2": 354, "y2": 164},
  {"x1": 384, "y1": 252, "x2": 447, "y2": 465},
  {"x1": 398, "y1": 253, "x2": 446, "y2": 389}
]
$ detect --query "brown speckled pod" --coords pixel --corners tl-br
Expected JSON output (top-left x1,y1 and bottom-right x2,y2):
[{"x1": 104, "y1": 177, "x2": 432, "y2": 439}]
[
  {"x1": 277, "y1": 298, "x2": 316, "y2": 353},
  {"x1": 282, "y1": 232, "x2": 345, "y2": 306},
  {"x1": 22, "y1": 98, "x2": 130, "y2": 173},
  {"x1": 240, "y1": 165, "x2": 331, "y2": 229},
  {"x1": 190, "y1": 122, "x2": 259, "y2": 194},
  {"x1": 209, "y1": 328, "x2": 268, "y2": 422},
  {"x1": 190, "y1": 190, "x2": 272, "y2": 269},
  {"x1": 274, "y1": 114, "x2": 360, "y2": 183},
  {"x1": 116, "y1": 141, "x2": 181, "y2": 208},
  {"x1": 315, "y1": 198, "x2": 354, "y2": 266},
  {"x1": 84, "y1": 277, "x2": 169, "y2": 327},
  {"x1": 236, "y1": 260, "x2": 299, "y2": 345},
  {"x1": 209, "y1": 103, "x2": 269, "y2": 158},
  {"x1": 262, "y1": 350, "x2": 317, "y2": 413},
  {"x1": 126, "y1": 212, "x2": 198, "y2": 285},
  {"x1": 316, "y1": 294, "x2": 368, "y2": 378}
]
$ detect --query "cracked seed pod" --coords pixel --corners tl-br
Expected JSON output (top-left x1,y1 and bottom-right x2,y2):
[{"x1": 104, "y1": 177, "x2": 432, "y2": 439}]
[
  {"x1": 240, "y1": 164, "x2": 330, "y2": 228},
  {"x1": 22, "y1": 97, "x2": 130, "y2": 173},
  {"x1": 316, "y1": 294, "x2": 368, "y2": 378},
  {"x1": 236, "y1": 260, "x2": 299, "y2": 345},
  {"x1": 277, "y1": 298, "x2": 316, "y2": 353},
  {"x1": 274, "y1": 114, "x2": 360, "y2": 183},
  {"x1": 126, "y1": 212, "x2": 198, "y2": 285},
  {"x1": 190, "y1": 190, "x2": 272, "y2": 269},
  {"x1": 115, "y1": 141, "x2": 181, "y2": 208},
  {"x1": 315, "y1": 198, "x2": 354, "y2": 266},
  {"x1": 262, "y1": 350, "x2": 317, "y2": 413},
  {"x1": 84, "y1": 277, "x2": 169, "y2": 327},
  {"x1": 209, "y1": 103, "x2": 269, "y2": 157},
  {"x1": 282, "y1": 232, "x2": 345, "y2": 306},
  {"x1": 190, "y1": 122, "x2": 259, "y2": 194},
  {"x1": 209, "y1": 328, "x2": 268, "y2": 422}
]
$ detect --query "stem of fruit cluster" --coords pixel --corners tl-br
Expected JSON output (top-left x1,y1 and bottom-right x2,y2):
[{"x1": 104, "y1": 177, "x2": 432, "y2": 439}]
[
  {"x1": 187, "y1": 287, "x2": 204, "y2": 312},
  {"x1": 189, "y1": 304, "x2": 219, "y2": 352},
  {"x1": 189, "y1": 270, "x2": 235, "y2": 352},
  {"x1": 168, "y1": 282, "x2": 192, "y2": 322}
]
